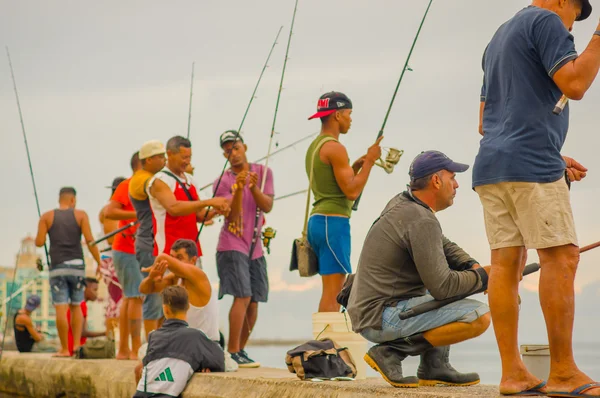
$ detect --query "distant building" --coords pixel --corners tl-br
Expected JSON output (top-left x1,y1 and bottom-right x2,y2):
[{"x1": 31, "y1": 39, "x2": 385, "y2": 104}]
[{"x1": 0, "y1": 237, "x2": 109, "y2": 339}]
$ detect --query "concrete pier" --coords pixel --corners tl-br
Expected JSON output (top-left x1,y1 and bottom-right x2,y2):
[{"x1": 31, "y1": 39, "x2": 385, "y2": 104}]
[{"x1": 0, "y1": 352, "x2": 503, "y2": 397}]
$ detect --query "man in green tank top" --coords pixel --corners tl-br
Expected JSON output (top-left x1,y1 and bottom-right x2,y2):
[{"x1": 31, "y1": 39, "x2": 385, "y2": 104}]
[{"x1": 305, "y1": 91, "x2": 382, "y2": 312}]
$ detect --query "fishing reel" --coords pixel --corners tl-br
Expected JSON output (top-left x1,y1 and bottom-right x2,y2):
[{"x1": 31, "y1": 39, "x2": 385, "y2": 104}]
[
  {"x1": 375, "y1": 147, "x2": 404, "y2": 174},
  {"x1": 36, "y1": 257, "x2": 44, "y2": 272},
  {"x1": 262, "y1": 227, "x2": 277, "y2": 255}
]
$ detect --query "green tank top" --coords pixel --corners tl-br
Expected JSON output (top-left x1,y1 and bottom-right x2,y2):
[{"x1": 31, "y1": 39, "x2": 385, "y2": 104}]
[{"x1": 305, "y1": 135, "x2": 353, "y2": 217}]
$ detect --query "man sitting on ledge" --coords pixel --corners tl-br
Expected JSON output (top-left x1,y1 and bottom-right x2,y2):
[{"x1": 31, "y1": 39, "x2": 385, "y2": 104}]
[
  {"x1": 134, "y1": 286, "x2": 224, "y2": 397},
  {"x1": 347, "y1": 150, "x2": 491, "y2": 388}
]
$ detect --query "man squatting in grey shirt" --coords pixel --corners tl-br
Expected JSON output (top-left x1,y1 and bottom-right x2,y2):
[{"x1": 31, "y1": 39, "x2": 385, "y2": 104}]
[{"x1": 346, "y1": 150, "x2": 491, "y2": 388}]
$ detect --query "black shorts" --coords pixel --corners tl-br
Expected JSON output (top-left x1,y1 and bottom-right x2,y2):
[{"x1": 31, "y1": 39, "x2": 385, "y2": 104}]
[{"x1": 216, "y1": 251, "x2": 269, "y2": 303}]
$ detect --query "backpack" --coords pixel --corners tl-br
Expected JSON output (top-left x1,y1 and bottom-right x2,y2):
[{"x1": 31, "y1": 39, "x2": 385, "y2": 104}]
[{"x1": 285, "y1": 338, "x2": 357, "y2": 380}]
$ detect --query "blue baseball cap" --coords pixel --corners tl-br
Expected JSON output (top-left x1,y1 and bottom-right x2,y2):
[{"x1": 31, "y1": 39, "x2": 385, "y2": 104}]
[
  {"x1": 25, "y1": 295, "x2": 41, "y2": 312},
  {"x1": 409, "y1": 150, "x2": 469, "y2": 180}
]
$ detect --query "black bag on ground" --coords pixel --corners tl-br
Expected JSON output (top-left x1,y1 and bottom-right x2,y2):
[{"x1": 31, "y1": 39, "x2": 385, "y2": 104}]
[{"x1": 285, "y1": 338, "x2": 357, "y2": 380}]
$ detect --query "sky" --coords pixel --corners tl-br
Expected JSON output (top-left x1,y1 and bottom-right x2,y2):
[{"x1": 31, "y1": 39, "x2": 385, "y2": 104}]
[{"x1": 2, "y1": 0, "x2": 600, "y2": 343}]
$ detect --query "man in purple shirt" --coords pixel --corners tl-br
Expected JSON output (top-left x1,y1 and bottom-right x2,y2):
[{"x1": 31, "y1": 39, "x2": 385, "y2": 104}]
[{"x1": 213, "y1": 130, "x2": 274, "y2": 368}]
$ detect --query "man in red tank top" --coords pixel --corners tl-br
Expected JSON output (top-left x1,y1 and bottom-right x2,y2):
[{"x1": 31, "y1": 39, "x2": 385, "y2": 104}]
[{"x1": 148, "y1": 136, "x2": 230, "y2": 262}]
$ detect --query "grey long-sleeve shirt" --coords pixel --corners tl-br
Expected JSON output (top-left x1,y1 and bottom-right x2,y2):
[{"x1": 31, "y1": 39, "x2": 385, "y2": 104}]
[{"x1": 347, "y1": 191, "x2": 488, "y2": 333}]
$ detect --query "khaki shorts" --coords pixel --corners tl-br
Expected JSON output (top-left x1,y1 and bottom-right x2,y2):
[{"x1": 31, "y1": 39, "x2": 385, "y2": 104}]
[{"x1": 475, "y1": 177, "x2": 577, "y2": 250}]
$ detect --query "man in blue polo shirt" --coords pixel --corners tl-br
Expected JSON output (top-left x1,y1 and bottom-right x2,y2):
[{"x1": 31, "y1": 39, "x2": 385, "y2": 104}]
[{"x1": 474, "y1": 0, "x2": 600, "y2": 396}]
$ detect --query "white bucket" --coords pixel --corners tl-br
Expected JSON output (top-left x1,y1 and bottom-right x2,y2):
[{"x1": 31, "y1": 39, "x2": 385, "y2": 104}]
[
  {"x1": 520, "y1": 344, "x2": 550, "y2": 380},
  {"x1": 312, "y1": 312, "x2": 368, "y2": 379}
]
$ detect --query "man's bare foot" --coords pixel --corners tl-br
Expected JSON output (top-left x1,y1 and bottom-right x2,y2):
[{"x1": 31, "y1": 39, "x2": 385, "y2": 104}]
[
  {"x1": 499, "y1": 371, "x2": 546, "y2": 395},
  {"x1": 116, "y1": 351, "x2": 131, "y2": 360},
  {"x1": 52, "y1": 350, "x2": 71, "y2": 358},
  {"x1": 547, "y1": 372, "x2": 600, "y2": 396}
]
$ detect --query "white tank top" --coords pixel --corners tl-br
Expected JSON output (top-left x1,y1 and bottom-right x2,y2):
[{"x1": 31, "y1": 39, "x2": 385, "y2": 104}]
[{"x1": 187, "y1": 289, "x2": 219, "y2": 341}]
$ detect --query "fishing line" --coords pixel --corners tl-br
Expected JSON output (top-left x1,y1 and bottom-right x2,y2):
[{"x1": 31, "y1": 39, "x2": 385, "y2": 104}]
[
  {"x1": 1, "y1": 47, "x2": 50, "y2": 361},
  {"x1": 196, "y1": 132, "x2": 316, "y2": 193},
  {"x1": 352, "y1": 0, "x2": 434, "y2": 211},
  {"x1": 195, "y1": 26, "x2": 284, "y2": 240},
  {"x1": 249, "y1": 0, "x2": 299, "y2": 257},
  {"x1": 186, "y1": 62, "x2": 195, "y2": 139}
]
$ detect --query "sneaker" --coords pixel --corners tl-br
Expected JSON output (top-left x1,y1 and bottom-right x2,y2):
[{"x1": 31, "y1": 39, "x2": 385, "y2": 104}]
[
  {"x1": 230, "y1": 352, "x2": 260, "y2": 368},
  {"x1": 240, "y1": 349, "x2": 261, "y2": 368}
]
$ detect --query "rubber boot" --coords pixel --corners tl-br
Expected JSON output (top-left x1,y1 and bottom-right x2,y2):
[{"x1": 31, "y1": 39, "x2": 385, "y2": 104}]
[
  {"x1": 364, "y1": 334, "x2": 432, "y2": 388},
  {"x1": 417, "y1": 345, "x2": 480, "y2": 387}
]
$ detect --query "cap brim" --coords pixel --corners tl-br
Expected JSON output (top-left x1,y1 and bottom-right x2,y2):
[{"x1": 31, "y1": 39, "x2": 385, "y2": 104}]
[
  {"x1": 447, "y1": 161, "x2": 470, "y2": 173},
  {"x1": 577, "y1": 0, "x2": 592, "y2": 21},
  {"x1": 308, "y1": 109, "x2": 337, "y2": 120}
]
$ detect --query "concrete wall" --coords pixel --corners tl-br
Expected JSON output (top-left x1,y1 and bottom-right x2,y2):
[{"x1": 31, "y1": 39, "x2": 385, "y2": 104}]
[{"x1": 0, "y1": 352, "x2": 501, "y2": 397}]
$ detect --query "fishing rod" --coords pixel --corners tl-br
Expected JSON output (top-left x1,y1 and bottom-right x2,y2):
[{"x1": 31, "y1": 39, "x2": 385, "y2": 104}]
[
  {"x1": 195, "y1": 25, "x2": 284, "y2": 241},
  {"x1": 352, "y1": 0, "x2": 434, "y2": 212},
  {"x1": 197, "y1": 132, "x2": 317, "y2": 193},
  {"x1": 2, "y1": 47, "x2": 51, "y2": 361},
  {"x1": 186, "y1": 62, "x2": 195, "y2": 139},
  {"x1": 90, "y1": 220, "x2": 139, "y2": 246},
  {"x1": 398, "y1": 240, "x2": 600, "y2": 320},
  {"x1": 274, "y1": 189, "x2": 307, "y2": 202},
  {"x1": 249, "y1": 0, "x2": 299, "y2": 257}
]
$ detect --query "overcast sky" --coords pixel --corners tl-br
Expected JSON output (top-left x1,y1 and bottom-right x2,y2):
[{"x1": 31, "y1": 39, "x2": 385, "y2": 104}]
[{"x1": 3, "y1": 0, "x2": 600, "y2": 342}]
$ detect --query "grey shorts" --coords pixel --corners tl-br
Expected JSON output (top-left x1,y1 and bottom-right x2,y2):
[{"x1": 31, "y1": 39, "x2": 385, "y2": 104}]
[
  {"x1": 360, "y1": 294, "x2": 490, "y2": 343},
  {"x1": 137, "y1": 250, "x2": 163, "y2": 320},
  {"x1": 216, "y1": 251, "x2": 268, "y2": 303}
]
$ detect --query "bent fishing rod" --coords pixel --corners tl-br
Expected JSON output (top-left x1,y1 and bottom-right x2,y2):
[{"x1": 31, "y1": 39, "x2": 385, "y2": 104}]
[
  {"x1": 196, "y1": 132, "x2": 317, "y2": 193},
  {"x1": 2, "y1": 47, "x2": 50, "y2": 360},
  {"x1": 398, "y1": 239, "x2": 600, "y2": 320},
  {"x1": 186, "y1": 62, "x2": 195, "y2": 139},
  {"x1": 90, "y1": 220, "x2": 139, "y2": 246},
  {"x1": 250, "y1": 0, "x2": 299, "y2": 257},
  {"x1": 352, "y1": 0, "x2": 434, "y2": 211},
  {"x1": 196, "y1": 25, "x2": 284, "y2": 241}
]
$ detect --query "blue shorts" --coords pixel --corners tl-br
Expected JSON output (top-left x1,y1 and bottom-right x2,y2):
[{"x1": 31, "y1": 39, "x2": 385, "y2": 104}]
[
  {"x1": 307, "y1": 214, "x2": 351, "y2": 275},
  {"x1": 113, "y1": 250, "x2": 143, "y2": 298},
  {"x1": 136, "y1": 251, "x2": 163, "y2": 320},
  {"x1": 360, "y1": 295, "x2": 490, "y2": 343},
  {"x1": 49, "y1": 273, "x2": 85, "y2": 305}
]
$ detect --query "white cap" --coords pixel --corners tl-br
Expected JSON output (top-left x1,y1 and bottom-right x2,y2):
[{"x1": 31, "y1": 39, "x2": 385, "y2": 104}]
[{"x1": 139, "y1": 140, "x2": 166, "y2": 160}]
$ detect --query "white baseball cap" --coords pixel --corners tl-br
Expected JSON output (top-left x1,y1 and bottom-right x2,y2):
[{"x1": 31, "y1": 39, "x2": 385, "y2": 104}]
[{"x1": 139, "y1": 140, "x2": 166, "y2": 160}]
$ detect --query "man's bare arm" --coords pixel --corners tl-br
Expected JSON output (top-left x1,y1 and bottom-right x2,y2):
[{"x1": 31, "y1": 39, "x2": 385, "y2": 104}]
[
  {"x1": 79, "y1": 211, "x2": 102, "y2": 266},
  {"x1": 151, "y1": 179, "x2": 229, "y2": 218},
  {"x1": 20, "y1": 315, "x2": 43, "y2": 342},
  {"x1": 157, "y1": 253, "x2": 211, "y2": 307},
  {"x1": 35, "y1": 213, "x2": 49, "y2": 247},
  {"x1": 139, "y1": 260, "x2": 175, "y2": 294},
  {"x1": 104, "y1": 200, "x2": 137, "y2": 221},
  {"x1": 325, "y1": 138, "x2": 382, "y2": 201},
  {"x1": 553, "y1": 28, "x2": 600, "y2": 100},
  {"x1": 248, "y1": 172, "x2": 273, "y2": 213}
]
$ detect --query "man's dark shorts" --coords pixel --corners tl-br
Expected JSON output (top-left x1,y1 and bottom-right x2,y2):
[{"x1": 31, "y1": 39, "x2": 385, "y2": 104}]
[{"x1": 216, "y1": 251, "x2": 268, "y2": 303}]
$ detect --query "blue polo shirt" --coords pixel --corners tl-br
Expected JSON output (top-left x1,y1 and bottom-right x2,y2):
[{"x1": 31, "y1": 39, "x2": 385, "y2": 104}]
[{"x1": 473, "y1": 6, "x2": 578, "y2": 187}]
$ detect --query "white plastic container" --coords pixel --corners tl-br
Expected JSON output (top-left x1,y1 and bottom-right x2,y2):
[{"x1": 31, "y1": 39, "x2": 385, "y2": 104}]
[
  {"x1": 312, "y1": 312, "x2": 368, "y2": 379},
  {"x1": 520, "y1": 344, "x2": 550, "y2": 380}
]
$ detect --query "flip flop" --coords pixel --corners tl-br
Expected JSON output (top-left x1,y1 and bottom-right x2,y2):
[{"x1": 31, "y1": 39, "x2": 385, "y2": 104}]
[
  {"x1": 548, "y1": 382, "x2": 600, "y2": 397},
  {"x1": 505, "y1": 381, "x2": 547, "y2": 396}
]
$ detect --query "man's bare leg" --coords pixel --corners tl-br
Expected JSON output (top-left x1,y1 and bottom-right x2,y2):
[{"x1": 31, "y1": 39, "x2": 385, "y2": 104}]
[
  {"x1": 70, "y1": 303, "x2": 83, "y2": 354},
  {"x1": 129, "y1": 298, "x2": 143, "y2": 360},
  {"x1": 539, "y1": 245, "x2": 600, "y2": 395},
  {"x1": 240, "y1": 302, "x2": 258, "y2": 350},
  {"x1": 423, "y1": 313, "x2": 491, "y2": 346},
  {"x1": 143, "y1": 319, "x2": 158, "y2": 339},
  {"x1": 319, "y1": 274, "x2": 346, "y2": 312},
  {"x1": 116, "y1": 298, "x2": 130, "y2": 359},
  {"x1": 228, "y1": 297, "x2": 251, "y2": 353},
  {"x1": 54, "y1": 304, "x2": 71, "y2": 356},
  {"x1": 489, "y1": 246, "x2": 543, "y2": 394}
]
